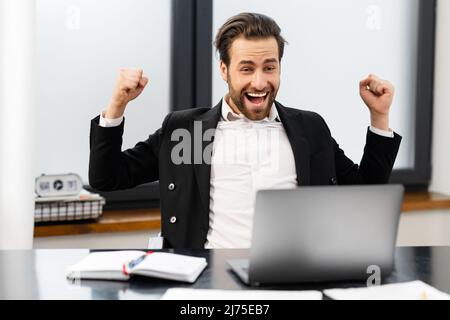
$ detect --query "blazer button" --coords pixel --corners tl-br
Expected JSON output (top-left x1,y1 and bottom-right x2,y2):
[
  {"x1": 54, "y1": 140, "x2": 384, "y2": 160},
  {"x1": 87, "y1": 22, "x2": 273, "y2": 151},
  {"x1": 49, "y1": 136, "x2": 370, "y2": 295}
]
[
  {"x1": 168, "y1": 183, "x2": 175, "y2": 191},
  {"x1": 170, "y1": 216, "x2": 177, "y2": 224}
]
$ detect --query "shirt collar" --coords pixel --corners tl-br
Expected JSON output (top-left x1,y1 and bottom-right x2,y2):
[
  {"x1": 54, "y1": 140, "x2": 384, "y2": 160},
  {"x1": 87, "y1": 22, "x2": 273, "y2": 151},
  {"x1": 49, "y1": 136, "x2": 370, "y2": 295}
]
[{"x1": 221, "y1": 95, "x2": 280, "y2": 123}]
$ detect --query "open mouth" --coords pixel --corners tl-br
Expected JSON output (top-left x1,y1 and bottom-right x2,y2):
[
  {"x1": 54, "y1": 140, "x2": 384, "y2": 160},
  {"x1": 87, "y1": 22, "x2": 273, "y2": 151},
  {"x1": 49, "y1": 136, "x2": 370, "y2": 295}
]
[{"x1": 244, "y1": 91, "x2": 269, "y2": 106}]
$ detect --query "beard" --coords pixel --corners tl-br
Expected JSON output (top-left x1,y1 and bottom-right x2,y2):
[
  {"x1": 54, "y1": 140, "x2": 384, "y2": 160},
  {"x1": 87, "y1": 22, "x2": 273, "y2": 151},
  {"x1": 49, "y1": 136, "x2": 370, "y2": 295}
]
[{"x1": 227, "y1": 74, "x2": 278, "y2": 121}]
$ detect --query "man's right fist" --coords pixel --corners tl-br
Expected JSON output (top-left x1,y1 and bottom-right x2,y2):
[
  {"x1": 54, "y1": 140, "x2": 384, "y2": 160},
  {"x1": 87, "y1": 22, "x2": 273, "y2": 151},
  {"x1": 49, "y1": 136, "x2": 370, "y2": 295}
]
[{"x1": 105, "y1": 68, "x2": 149, "y2": 119}]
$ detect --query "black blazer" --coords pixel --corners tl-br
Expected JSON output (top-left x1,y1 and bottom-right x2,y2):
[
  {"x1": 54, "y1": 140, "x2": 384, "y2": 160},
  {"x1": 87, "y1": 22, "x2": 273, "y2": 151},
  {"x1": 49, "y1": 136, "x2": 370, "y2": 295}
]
[{"x1": 89, "y1": 100, "x2": 402, "y2": 248}]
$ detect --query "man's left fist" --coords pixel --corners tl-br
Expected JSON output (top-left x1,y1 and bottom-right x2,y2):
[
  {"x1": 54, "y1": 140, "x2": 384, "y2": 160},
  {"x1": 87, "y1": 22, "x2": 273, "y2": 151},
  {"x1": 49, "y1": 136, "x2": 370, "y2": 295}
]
[{"x1": 359, "y1": 74, "x2": 395, "y2": 131}]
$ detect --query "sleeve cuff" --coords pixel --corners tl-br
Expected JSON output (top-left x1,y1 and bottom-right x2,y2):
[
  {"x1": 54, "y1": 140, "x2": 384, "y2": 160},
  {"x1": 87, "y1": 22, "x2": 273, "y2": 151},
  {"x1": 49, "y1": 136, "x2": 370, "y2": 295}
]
[
  {"x1": 99, "y1": 110, "x2": 124, "y2": 127},
  {"x1": 369, "y1": 126, "x2": 394, "y2": 138}
]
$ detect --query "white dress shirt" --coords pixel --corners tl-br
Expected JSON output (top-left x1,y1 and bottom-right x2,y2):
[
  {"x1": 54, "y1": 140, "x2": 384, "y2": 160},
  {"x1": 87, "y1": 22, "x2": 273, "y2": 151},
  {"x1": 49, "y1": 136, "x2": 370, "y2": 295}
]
[
  {"x1": 204, "y1": 98, "x2": 298, "y2": 248},
  {"x1": 99, "y1": 111, "x2": 124, "y2": 127},
  {"x1": 99, "y1": 100, "x2": 393, "y2": 249}
]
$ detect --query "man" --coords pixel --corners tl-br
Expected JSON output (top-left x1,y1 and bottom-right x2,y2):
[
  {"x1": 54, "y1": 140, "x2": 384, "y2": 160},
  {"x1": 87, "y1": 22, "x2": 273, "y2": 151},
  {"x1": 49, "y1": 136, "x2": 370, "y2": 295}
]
[{"x1": 89, "y1": 13, "x2": 401, "y2": 249}]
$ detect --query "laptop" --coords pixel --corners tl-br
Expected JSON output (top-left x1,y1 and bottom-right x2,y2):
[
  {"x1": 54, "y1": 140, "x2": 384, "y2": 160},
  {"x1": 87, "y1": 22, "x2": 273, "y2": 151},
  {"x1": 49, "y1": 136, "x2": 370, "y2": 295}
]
[{"x1": 228, "y1": 185, "x2": 404, "y2": 286}]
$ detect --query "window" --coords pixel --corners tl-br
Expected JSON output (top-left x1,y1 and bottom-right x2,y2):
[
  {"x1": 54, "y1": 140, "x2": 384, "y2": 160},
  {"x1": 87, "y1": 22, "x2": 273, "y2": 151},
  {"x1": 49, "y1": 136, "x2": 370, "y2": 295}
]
[
  {"x1": 35, "y1": 0, "x2": 171, "y2": 184},
  {"x1": 210, "y1": 0, "x2": 434, "y2": 187},
  {"x1": 35, "y1": 0, "x2": 434, "y2": 210}
]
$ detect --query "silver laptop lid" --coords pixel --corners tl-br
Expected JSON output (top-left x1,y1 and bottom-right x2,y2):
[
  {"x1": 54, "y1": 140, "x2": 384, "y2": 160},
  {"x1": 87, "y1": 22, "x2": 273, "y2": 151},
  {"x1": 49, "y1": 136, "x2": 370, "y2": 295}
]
[{"x1": 249, "y1": 185, "x2": 404, "y2": 285}]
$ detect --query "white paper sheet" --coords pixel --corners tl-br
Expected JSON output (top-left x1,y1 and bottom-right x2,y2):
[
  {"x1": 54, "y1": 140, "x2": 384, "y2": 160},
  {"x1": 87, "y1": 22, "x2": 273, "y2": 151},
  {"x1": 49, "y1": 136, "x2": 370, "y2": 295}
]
[
  {"x1": 323, "y1": 280, "x2": 450, "y2": 300},
  {"x1": 161, "y1": 288, "x2": 323, "y2": 300}
]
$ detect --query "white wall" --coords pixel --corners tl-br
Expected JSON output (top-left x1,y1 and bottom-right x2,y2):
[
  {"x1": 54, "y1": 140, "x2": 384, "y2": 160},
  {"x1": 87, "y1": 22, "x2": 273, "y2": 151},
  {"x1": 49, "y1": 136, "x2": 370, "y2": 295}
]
[
  {"x1": 0, "y1": 0, "x2": 35, "y2": 249},
  {"x1": 33, "y1": 230, "x2": 158, "y2": 249},
  {"x1": 397, "y1": 210, "x2": 450, "y2": 247},
  {"x1": 430, "y1": 0, "x2": 450, "y2": 195}
]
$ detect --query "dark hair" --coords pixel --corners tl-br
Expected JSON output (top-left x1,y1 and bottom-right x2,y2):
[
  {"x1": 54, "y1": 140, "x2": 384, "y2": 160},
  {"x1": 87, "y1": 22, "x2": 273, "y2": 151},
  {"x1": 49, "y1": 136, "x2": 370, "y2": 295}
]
[{"x1": 214, "y1": 12, "x2": 287, "y2": 66}]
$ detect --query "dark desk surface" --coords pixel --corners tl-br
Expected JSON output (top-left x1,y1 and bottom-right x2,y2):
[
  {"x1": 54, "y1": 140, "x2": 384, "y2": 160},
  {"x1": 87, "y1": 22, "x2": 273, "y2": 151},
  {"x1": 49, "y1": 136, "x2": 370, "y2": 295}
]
[{"x1": 1, "y1": 247, "x2": 450, "y2": 299}]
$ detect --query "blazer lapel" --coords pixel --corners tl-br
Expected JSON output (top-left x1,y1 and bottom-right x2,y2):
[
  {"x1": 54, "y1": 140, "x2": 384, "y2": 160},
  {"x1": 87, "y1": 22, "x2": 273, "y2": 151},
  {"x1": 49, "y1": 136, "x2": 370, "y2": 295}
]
[
  {"x1": 191, "y1": 99, "x2": 311, "y2": 219},
  {"x1": 192, "y1": 101, "x2": 222, "y2": 218},
  {"x1": 275, "y1": 101, "x2": 311, "y2": 185}
]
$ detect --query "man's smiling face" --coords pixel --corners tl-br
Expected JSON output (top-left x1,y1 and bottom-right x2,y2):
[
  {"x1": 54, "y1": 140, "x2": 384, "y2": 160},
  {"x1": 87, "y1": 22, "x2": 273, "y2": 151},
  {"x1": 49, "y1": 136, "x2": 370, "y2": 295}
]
[{"x1": 220, "y1": 36, "x2": 281, "y2": 121}]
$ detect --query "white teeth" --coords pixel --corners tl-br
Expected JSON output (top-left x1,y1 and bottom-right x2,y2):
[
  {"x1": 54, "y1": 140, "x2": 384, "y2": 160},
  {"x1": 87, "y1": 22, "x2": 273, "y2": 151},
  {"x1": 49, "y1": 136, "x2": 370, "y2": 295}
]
[{"x1": 247, "y1": 92, "x2": 267, "y2": 97}]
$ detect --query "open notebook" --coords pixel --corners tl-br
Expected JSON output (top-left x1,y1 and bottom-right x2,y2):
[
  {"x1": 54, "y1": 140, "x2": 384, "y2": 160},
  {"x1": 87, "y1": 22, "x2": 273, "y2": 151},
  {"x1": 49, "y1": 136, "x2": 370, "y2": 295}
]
[{"x1": 66, "y1": 251, "x2": 207, "y2": 283}]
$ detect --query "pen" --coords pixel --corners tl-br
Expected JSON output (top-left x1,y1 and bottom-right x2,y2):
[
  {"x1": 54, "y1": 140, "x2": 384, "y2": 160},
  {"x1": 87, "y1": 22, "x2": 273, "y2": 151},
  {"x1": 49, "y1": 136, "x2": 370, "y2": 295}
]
[{"x1": 122, "y1": 251, "x2": 153, "y2": 275}]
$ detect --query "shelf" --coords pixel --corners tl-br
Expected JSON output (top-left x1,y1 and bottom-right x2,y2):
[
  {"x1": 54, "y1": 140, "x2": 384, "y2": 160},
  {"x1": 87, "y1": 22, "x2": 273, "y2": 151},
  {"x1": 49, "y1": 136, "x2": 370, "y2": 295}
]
[{"x1": 34, "y1": 192, "x2": 450, "y2": 238}]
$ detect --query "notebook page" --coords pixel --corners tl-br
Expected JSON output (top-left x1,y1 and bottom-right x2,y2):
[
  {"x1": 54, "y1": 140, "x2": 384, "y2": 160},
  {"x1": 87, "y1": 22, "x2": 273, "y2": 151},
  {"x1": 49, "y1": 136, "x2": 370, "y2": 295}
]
[
  {"x1": 132, "y1": 252, "x2": 207, "y2": 278},
  {"x1": 66, "y1": 250, "x2": 145, "y2": 278}
]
